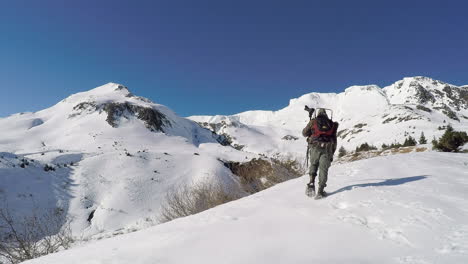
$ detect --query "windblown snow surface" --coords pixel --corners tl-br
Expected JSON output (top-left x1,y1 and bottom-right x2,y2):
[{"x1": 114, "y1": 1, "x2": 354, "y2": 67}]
[{"x1": 25, "y1": 152, "x2": 468, "y2": 264}]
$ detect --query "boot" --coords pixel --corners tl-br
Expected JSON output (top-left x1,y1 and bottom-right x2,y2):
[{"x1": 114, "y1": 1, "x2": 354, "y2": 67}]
[
  {"x1": 315, "y1": 186, "x2": 327, "y2": 200},
  {"x1": 305, "y1": 183, "x2": 315, "y2": 197}
]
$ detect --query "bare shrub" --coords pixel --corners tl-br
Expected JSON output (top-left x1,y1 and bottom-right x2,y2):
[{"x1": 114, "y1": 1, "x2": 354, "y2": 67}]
[
  {"x1": 338, "y1": 146, "x2": 347, "y2": 158},
  {"x1": 274, "y1": 158, "x2": 305, "y2": 176},
  {"x1": 415, "y1": 147, "x2": 427, "y2": 152},
  {"x1": 159, "y1": 182, "x2": 239, "y2": 223},
  {"x1": 398, "y1": 147, "x2": 414, "y2": 154},
  {"x1": 349, "y1": 152, "x2": 361, "y2": 162},
  {"x1": 160, "y1": 158, "x2": 304, "y2": 223},
  {"x1": 224, "y1": 158, "x2": 303, "y2": 193},
  {"x1": 0, "y1": 203, "x2": 74, "y2": 264}
]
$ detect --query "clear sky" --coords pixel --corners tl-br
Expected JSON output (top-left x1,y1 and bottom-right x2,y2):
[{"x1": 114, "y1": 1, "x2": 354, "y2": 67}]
[{"x1": 1, "y1": 0, "x2": 467, "y2": 117}]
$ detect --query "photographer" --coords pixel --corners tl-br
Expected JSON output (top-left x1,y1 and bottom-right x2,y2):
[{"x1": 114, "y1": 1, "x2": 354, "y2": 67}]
[{"x1": 302, "y1": 107, "x2": 339, "y2": 199}]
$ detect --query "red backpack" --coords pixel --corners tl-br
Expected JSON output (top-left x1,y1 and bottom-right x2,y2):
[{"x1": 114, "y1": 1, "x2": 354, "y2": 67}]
[{"x1": 311, "y1": 116, "x2": 337, "y2": 140}]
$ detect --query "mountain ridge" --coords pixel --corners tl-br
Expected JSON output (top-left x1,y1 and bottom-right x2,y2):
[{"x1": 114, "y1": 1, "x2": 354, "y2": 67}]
[{"x1": 189, "y1": 76, "x2": 468, "y2": 157}]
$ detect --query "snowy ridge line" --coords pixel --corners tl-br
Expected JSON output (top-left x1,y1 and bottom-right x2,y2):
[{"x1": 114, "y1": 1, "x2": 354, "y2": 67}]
[{"x1": 189, "y1": 76, "x2": 468, "y2": 158}]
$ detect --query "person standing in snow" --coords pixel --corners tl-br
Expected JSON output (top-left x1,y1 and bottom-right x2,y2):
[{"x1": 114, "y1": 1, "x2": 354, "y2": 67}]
[{"x1": 302, "y1": 108, "x2": 338, "y2": 199}]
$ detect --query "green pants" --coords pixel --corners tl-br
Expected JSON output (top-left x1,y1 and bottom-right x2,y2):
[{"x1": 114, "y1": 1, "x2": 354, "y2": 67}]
[{"x1": 308, "y1": 145, "x2": 332, "y2": 189}]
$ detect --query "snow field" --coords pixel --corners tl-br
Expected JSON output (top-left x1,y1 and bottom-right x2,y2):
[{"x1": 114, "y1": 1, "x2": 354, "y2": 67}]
[{"x1": 24, "y1": 152, "x2": 468, "y2": 264}]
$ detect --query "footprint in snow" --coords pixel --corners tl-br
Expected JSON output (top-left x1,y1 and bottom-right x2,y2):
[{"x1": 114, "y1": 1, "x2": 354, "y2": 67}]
[
  {"x1": 336, "y1": 213, "x2": 413, "y2": 246},
  {"x1": 334, "y1": 202, "x2": 349, "y2": 209},
  {"x1": 396, "y1": 256, "x2": 430, "y2": 264},
  {"x1": 437, "y1": 225, "x2": 468, "y2": 255},
  {"x1": 358, "y1": 200, "x2": 374, "y2": 208}
]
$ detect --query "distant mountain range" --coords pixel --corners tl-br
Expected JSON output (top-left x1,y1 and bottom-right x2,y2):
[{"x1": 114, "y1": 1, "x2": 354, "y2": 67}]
[{"x1": 190, "y1": 76, "x2": 468, "y2": 156}]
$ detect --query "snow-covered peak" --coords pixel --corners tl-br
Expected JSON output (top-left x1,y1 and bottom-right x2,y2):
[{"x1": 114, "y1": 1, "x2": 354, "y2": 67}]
[
  {"x1": 58, "y1": 82, "x2": 146, "y2": 107},
  {"x1": 0, "y1": 83, "x2": 227, "y2": 154},
  {"x1": 344, "y1": 84, "x2": 381, "y2": 93},
  {"x1": 87, "y1": 82, "x2": 131, "y2": 96},
  {"x1": 384, "y1": 76, "x2": 447, "y2": 104},
  {"x1": 190, "y1": 76, "x2": 467, "y2": 157},
  {"x1": 382, "y1": 76, "x2": 468, "y2": 117},
  {"x1": 0, "y1": 83, "x2": 247, "y2": 241}
]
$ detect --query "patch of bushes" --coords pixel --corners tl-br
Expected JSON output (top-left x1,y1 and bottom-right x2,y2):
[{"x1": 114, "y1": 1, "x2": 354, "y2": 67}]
[
  {"x1": 159, "y1": 182, "x2": 239, "y2": 223},
  {"x1": 403, "y1": 136, "x2": 417, "y2": 147},
  {"x1": 223, "y1": 158, "x2": 303, "y2": 193},
  {"x1": 419, "y1": 132, "x2": 427, "y2": 144},
  {"x1": 382, "y1": 143, "x2": 401, "y2": 149},
  {"x1": 0, "y1": 204, "x2": 74, "y2": 264},
  {"x1": 432, "y1": 125, "x2": 468, "y2": 152},
  {"x1": 338, "y1": 146, "x2": 347, "y2": 158},
  {"x1": 355, "y1": 143, "x2": 377, "y2": 152},
  {"x1": 281, "y1": 135, "x2": 299, "y2": 141},
  {"x1": 415, "y1": 147, "x2": 427, "y2": 152},
  {"x1": 158, "y1": 157, "x2": 301, "y2": 223},
  {"x1": 381, "y1": 135, "x2": 420, "y2": 150},
  {"x1": 43, "y1": 164, "x2": 55, "y2": 172}
]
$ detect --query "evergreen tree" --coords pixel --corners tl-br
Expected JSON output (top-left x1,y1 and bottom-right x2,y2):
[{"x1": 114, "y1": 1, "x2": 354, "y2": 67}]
[
  {"x1": 446, "y1": 124, "x2": 454, "y2": 133},
  {"x1": 381, "y1": 143, "x2": 389, "y2": 149},
  {"x1": 403, "y1": 136, "x2": 417, "y2": 146},
  {"x1": 432, "y1": 125, "x2": 468, "y2": 152},
  {"x1": 419, "y1": 132, "x2": 427, "y2": 144},
  {"x1": 355, "y1": 142, "x2": 377, "y2": 152},
  {"x1": 390, "y1": 141, "x2": 402, "y2": 149},
  {"x1": 338, "y1": 146, "x2": 347, "y2": 158}
]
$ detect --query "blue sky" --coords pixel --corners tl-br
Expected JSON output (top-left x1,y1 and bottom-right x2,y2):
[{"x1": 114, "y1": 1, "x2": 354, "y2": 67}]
[{"x1": 1, "y1": 0, "x2": 467, "y2": 117}]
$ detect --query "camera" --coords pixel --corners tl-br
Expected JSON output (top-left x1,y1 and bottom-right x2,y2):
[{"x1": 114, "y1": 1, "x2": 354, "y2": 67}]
[{"x1": 304, "y1": 105, "x2": 315, "y2": 118}]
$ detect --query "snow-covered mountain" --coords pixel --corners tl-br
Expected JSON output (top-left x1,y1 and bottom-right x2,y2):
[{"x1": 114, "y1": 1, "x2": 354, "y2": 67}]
[
  {"x1": 0, "y1": 83, "x2": 256, "y2": 237},
  {"x1": 23, "y1": 152, "x2": 468, "y2": 264},
  {"x1": 1, "y1": 77, "x2": 467, "y2": 256},
  {"x1": 190, "y1": 76, "x2": 468, "y2": 158}
]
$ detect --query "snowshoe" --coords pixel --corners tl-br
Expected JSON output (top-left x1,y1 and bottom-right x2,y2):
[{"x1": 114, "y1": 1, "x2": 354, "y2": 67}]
[{"x1": 305, "y1": 183, "x2": 315, "y2": 197}]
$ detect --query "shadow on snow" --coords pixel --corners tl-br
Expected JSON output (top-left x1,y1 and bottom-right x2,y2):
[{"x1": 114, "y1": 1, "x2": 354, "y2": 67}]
[
  {"x1": 328, "y1": 175, "x2": 428, "y2": 196},
  {"x1": 0, "y1": 152, "x2": 82, "y2": 239}
]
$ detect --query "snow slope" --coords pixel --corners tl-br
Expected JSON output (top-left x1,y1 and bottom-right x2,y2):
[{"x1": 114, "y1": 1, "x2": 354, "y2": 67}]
[
  {"x1": 25, "y1": 152, "x2": 468, "y2": 264},
  {"x1": 190, "y1": 76, "x2": 468, "y2": 158},
  {"x1": 0, "y1": 83, "x2": 255, "y2": 237}
]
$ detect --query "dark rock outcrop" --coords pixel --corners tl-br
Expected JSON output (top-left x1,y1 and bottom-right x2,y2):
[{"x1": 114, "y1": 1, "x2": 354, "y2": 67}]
[
  {"x1": 70, "y1": 101, "x2": 171, "y2": 132},
  {"x1": 103, "y1": 102, "x2": 170, "y2": 132}
]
